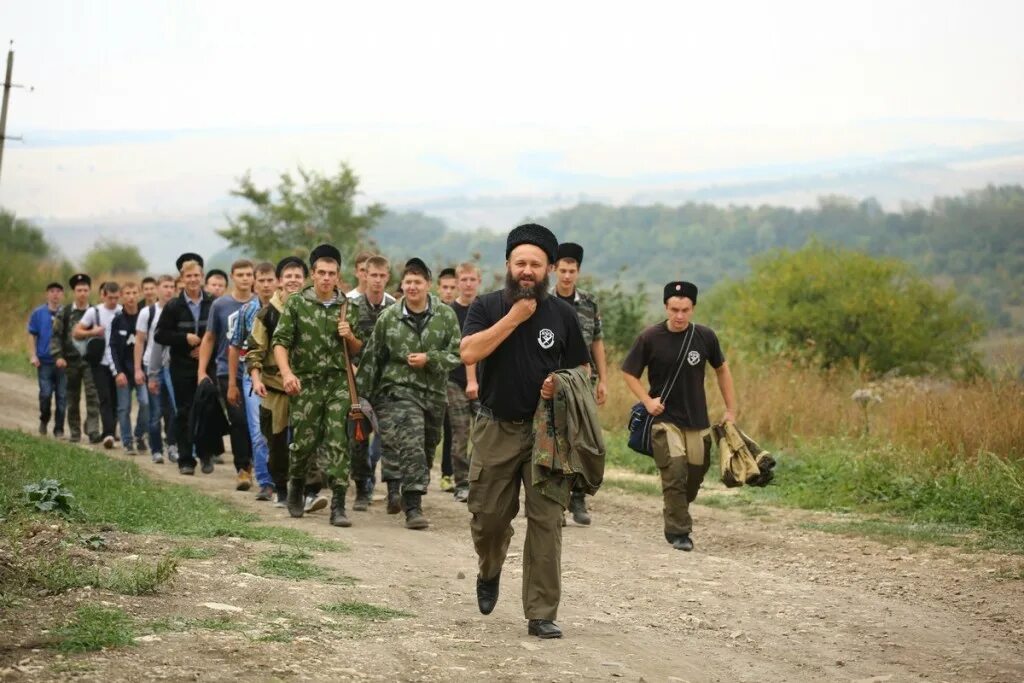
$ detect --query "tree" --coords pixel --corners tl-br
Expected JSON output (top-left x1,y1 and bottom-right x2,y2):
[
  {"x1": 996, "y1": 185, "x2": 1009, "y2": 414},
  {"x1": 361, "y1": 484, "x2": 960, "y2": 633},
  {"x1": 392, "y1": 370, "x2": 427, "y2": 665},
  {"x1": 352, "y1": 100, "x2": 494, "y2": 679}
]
[
  {"x1": 218, "y1": 163, "x2": 386, "y2": 263},
  {"x1": 83, "y1": 239, "x2": 148, "y2": 276},
  {"x1": 705, "y1": 242, "x2": 985, "y2": 377},
  {"x1": 0, "y1": 208, "x2": 51, "y2": 258}
]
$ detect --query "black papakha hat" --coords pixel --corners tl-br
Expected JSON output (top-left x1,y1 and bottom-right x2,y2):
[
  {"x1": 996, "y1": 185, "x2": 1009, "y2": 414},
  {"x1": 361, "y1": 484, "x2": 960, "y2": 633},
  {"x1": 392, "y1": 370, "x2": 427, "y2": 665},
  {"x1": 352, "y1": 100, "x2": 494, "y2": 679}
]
[
  {"x1": 176, "y1": 252, "x2": 204, "y2": 271},
  {"x1": 276, "y1": 255, "x2": 309, "y2": 278},
  {"x1": 309, "y1": 244, "x2": 342, "y2": 269},
  {"x1": 556, "y1": 242, "x2": 584, "y2": 266},
  {"x1": 506, "y1": 223, "x2": 558, "y2": 264},
  {"x1": 404, "y1": 257, "x2": 432, "y2": 280},
  {"x1": 68, "y1": 273, "x2": 91, "y2": 288},
  {"x1": 663, "y1": 281, "x2": 698, "y2": 304},
  {"x1": 437, "y1": 267, "x2": 456, "y2": 280},
  {"x1": 46, "y1": 281, "x2": 64, "y2": 291},
  {"x1": 205, "y1": 269, "x2": 228, "y2": 282}
]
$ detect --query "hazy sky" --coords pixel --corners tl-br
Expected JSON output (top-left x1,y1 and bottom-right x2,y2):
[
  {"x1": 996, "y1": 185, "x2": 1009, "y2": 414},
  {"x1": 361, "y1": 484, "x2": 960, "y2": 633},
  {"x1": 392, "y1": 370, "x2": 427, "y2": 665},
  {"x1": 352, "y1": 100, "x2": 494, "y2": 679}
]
[{"x1": 2, "y1": 0, "x2": 1023, "y2": 220}]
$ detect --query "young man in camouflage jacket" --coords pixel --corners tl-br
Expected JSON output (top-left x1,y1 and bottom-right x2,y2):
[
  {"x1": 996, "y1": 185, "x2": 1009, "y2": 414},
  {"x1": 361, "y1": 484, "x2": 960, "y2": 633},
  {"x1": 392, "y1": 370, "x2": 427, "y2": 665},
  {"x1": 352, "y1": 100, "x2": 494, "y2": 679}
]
[
  {"x1": 356, "y1": 258, "x2": 462, "y2": 530},
  {"x1": 348, "y1": 254, "x2": 397, "y2": 511},
  {"x1": 272, "y1": 245, "x2": 363, "y2": 528}
]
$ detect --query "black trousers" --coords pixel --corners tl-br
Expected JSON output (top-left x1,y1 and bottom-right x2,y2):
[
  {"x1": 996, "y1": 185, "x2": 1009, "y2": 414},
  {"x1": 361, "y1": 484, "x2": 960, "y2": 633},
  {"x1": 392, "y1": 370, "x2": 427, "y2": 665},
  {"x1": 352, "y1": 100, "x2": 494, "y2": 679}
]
[
  {"x1": 216, "y1": 375, "x2": 252, "y2": 473},
  {"x1": 170, "y1": 367, "x2": 201, "y2": 468},
  {"x1": 90, "y1": 364, "x2": 118, "y2": 439}
]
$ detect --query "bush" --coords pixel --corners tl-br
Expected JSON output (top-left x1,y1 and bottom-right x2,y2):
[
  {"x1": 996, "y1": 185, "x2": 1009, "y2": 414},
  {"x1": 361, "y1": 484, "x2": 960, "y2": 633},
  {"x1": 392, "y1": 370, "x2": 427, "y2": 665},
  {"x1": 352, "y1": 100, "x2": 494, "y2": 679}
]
[{"x1": 706, "y1": 242, "x2": 985, "y2": 376}]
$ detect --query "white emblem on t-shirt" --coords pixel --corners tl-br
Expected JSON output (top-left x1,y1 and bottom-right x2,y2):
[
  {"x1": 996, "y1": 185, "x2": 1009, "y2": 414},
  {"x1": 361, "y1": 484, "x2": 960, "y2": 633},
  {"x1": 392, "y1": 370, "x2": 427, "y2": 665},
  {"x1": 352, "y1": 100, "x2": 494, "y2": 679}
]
[
  {"x1": 687, "y1": 350, "x2": 701, "y2": 366},
  {"x1": 538, "y1": 328, "x2": 555, "y2": 349}
]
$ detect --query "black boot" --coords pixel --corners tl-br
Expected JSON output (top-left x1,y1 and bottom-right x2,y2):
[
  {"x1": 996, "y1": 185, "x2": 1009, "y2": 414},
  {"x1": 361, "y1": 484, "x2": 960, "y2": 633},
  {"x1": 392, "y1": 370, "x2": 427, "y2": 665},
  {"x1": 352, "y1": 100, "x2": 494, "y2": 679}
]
[
  {"x1": 386, "y1": 480, "x2": 402, "y2": 515},
  {"x1": 476, "y1": 572, "x2": 500, "y2": 615},
  {"x1": 286, "y1": 478, "x2": 305, "y2": 518},
  {"x1": 569, "y1": 491, "x2": 591, "y2": 526},
  {"x1": 353, "y1": 480, "x2": 371, "y2": 512},
  {"x1": 330, "y1": 487, "x2": 351, "y2": 527},
  {"x1": 403, "y1": 491, "x2": 429, "y2": 530}
]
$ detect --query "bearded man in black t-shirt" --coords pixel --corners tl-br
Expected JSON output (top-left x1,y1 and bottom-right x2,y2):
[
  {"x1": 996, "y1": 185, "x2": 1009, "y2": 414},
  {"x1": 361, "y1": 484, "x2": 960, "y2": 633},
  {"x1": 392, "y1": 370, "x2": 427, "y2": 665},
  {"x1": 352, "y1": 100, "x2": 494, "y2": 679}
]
[
  {"x1": 621, "y1": 281, "x2": 737, "y2": 552},
  {"x1": 460, "y1": 224, "x2": 591, "y2": 640}
]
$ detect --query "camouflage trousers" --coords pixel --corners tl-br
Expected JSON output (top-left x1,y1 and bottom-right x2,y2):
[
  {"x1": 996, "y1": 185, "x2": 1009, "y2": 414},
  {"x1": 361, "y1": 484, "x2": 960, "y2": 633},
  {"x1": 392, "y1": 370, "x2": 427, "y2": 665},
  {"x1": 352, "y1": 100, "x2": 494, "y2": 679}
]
[
  {"x1": 65, "y1": 360, "x2": 99, "y2": 440},
  {"x1": 350, "y1": 423, "x2": 399, "y2": 485},
  {"x1": 376, "y1": 398, "x2": 444, "y2": 495},
  {"x1": 288, "y1": 373, "x2": 351, "y2": 487},
  {"x1": 445, "y1": 381, "x2": 474, "y2": 490}
]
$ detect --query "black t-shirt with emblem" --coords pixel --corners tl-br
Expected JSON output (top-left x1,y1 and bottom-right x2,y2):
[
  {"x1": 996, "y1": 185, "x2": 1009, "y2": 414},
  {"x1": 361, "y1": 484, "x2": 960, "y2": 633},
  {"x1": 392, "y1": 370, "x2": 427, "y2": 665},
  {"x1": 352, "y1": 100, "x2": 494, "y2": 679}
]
[
  {"x1": 621, "y1": 322, "x2": 725, "y2": 430},
  {"x1": 464, "y1": 291, "x2": 591, "y2": 421}
]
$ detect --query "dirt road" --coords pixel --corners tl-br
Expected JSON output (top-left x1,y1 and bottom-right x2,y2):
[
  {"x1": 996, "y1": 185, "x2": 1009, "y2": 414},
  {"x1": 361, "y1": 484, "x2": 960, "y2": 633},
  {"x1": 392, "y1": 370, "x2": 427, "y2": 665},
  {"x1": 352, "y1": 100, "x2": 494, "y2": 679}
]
[{"x1": 1, "y1": 370, "x2": 1022, "y2": 682}]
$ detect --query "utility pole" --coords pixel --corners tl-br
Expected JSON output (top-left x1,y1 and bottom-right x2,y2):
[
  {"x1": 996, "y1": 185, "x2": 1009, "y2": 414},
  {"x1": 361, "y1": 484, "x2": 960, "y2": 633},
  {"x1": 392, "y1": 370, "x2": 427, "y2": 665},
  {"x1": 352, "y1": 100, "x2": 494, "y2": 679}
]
[{"x1": 0, "y1": 41, "x2": 29, "y2": 185}]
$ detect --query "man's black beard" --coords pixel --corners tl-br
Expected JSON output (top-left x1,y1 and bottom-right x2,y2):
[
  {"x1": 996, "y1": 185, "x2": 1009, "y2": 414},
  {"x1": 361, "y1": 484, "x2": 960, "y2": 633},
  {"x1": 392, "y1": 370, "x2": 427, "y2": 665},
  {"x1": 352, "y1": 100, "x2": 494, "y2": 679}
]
[{"x1": 504, "y1": 271, "x2": 550, "y2": 303}]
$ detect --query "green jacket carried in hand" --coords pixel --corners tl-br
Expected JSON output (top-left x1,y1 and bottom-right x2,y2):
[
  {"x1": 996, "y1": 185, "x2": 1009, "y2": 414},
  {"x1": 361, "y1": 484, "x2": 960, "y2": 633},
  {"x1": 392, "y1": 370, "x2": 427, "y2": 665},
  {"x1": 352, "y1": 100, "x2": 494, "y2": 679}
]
[
  {"x1": 356, "y1": 293, "x2": 462, "y2": 410},
  {"x1": 271, "y1": 285, "x2": 361, "y2": 380}
]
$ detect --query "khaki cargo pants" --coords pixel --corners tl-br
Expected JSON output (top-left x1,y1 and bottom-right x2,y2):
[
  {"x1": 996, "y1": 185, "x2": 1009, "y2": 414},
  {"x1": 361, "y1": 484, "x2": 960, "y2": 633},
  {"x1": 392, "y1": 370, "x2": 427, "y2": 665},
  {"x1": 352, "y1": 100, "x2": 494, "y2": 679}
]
[
  {"x1": 468, "y1": 412, "x2": 563, "y2": 621},
  {"x1": 651, "y1": 422, "x2": 711, "y2": 541}
]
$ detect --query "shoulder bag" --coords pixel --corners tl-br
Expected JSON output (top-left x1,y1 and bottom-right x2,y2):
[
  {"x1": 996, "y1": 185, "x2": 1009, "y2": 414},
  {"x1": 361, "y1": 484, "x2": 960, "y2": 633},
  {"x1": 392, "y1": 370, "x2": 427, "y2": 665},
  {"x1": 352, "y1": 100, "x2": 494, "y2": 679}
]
[{"x1": 626, "y1": 323, "x2": 695, "y2": 456}]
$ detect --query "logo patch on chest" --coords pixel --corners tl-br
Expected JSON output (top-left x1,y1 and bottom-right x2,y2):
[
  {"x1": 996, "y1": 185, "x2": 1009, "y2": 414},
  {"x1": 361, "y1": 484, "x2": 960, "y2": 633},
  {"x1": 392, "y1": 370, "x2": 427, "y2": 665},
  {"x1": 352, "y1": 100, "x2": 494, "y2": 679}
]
[
  {"x1": 687, "y1": 350, "x2": 701, "y2": 366},
  {"x1": 538, "y1": 328, "x2": 555, "y2": 349}
]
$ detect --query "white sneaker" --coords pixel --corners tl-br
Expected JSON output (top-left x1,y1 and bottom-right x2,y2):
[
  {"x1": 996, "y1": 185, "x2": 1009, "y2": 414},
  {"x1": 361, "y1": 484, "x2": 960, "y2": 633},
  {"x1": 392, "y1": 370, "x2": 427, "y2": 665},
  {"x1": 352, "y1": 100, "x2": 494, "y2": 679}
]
[
  {"x1": 304, "y1": 493, "x2": 328, "y2": 513},
  {"x1": 152, "y1": 452, "x2": 164, "y2": 464},
  {"x1": 167, "y1": 445, "x2": 179, "y2": 463}
]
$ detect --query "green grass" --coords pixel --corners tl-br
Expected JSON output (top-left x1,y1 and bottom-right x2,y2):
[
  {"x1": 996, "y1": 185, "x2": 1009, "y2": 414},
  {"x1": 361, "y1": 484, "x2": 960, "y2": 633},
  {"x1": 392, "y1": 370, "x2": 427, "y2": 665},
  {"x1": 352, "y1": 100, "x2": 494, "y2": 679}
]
[
  {"x1": 241, "y1": 549, "x2": 331, "y2": 581},
  {"x1": 604, "y1": 428, "x2": 1024, "y2": 553},
  {"x1": 0, "y1": 429, "x2": 344, "y2": 552},
  {"x1": 318, "y1": 601, "x2": 412, "y2": 621},
  {"x1": 0, "y1": 348, "x2": 34, "y2": 379},
  {"x1": 168, "y1": 546, "x2": 217, "y2": 560},
  {"x1": 30, "y1": 555, "x2": 178, "y2": 596},
  {"x1": 51, "y1": 605, "x2": 136, "y2": 653}
]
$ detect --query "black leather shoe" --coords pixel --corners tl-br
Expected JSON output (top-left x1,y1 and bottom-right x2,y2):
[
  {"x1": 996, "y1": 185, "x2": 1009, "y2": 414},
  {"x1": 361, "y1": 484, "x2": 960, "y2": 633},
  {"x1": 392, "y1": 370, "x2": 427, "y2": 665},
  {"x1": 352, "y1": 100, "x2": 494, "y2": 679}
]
[
  {"x1": 672, "y1": 535, "x2": 694, "y2": 551},
  {"x1": 386, "y1": 480, "x2": 402, "y2": 515},
  {"x1": 476, "y1": 573, "x2": 500, "y2": 615},
  {"x1": 200, "y1": 457, "x2": 214, "y2": 474},
  {"x1": 179, "y1": 465, "x2": 195, "y2": 475},
  {"x1": 527, "y1": 619, "x2": 562, "y2": 639}
]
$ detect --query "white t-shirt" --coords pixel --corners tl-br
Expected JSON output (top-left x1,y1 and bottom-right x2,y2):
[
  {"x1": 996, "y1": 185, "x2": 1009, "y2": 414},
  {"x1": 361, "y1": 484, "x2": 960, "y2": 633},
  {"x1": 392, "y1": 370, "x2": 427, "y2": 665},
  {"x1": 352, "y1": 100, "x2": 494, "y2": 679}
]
[
  {"x1": 79, "y1": 304, "x2": 123, "y2": 368},
  {"x1": 346, "y1": 287, "x2": 363, "y2": 300},
  {"x1": 135, "y1": 301, "x2": 165, "y2": 369}
]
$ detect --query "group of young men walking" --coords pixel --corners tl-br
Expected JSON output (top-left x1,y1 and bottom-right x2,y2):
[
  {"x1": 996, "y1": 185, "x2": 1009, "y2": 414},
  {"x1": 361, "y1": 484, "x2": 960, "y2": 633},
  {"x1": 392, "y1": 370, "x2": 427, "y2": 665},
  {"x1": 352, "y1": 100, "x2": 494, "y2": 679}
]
[{"x1": 26, "y1": 222, "x2": 737, "y2": 640}]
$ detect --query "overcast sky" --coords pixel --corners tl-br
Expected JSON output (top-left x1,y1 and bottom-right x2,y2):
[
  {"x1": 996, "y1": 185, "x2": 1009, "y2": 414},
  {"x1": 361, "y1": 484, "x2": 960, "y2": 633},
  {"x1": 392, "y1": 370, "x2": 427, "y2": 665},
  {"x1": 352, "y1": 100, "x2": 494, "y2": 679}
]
[{"x1": 2, "y1": 0, "x2": 1023, "y2": 220}]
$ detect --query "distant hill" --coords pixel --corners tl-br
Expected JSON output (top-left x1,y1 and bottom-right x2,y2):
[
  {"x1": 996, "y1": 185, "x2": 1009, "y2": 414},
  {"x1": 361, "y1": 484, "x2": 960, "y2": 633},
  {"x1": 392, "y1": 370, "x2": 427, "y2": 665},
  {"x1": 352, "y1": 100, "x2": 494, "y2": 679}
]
[{"x1": 370, "y1": 185, "x2": 1024, "y2": 330}]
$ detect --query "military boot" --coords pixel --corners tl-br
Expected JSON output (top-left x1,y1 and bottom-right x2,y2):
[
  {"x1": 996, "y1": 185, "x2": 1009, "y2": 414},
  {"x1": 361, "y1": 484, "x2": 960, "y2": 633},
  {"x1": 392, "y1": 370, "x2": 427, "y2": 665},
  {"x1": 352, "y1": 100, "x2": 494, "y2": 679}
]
[
  {"x1": 569, "y1": 491, "x2": 592, "y2": 526},
  {"x1": 403, "y1": 492, "x2": 429, "y2": 530},
  {"x1": 286, "y1": 478, "x2": 305, "y2": 518},
  {"x1": 386, "y1": 480, "x2": 402, "y2": 515},
  {"x1": 352, "y1": 480, "x2": 372, "y2": 512},
  {"x1": 330, "y1": 487, "x2": 351, "y2": 527}
]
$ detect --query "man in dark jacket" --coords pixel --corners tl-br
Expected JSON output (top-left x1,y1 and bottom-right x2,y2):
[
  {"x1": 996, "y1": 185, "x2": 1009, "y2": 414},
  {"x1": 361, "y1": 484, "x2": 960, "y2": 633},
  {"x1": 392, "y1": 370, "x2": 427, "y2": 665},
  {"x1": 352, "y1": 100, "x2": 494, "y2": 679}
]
[
  {"x1": 155, "y1": 253, "x2": 215, "y2": 475},
  {"x1": 109, "y1": 281, "x2": 149, "y2": 454}
]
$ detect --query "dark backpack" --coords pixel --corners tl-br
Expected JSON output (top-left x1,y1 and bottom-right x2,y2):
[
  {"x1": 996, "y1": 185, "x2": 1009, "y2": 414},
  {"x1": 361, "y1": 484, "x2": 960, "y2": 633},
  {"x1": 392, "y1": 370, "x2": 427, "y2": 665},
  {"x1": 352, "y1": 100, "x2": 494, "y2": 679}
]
[{"x1": 82, "y1": 306, "x2": 107, "y2": 366}]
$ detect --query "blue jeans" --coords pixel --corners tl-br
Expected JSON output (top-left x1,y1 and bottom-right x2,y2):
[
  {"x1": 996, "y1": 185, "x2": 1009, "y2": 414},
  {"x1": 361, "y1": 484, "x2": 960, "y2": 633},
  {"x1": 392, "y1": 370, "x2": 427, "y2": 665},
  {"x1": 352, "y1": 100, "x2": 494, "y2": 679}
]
[
  {"x1": 367, "y1": 432, "x2": 382, "y2": 492},
  {"x1": 147, "y1": 367, "x2": 177, "y2": 454},
  {"x1": 243, "y1": 372, "x2": 272, "y2": 487},
  {"x1": 116, "y1": 382, "x2": 150, "y2": 448},
  {"x1": 37, "y1": 362, "x2": 68, "y2": 433}
]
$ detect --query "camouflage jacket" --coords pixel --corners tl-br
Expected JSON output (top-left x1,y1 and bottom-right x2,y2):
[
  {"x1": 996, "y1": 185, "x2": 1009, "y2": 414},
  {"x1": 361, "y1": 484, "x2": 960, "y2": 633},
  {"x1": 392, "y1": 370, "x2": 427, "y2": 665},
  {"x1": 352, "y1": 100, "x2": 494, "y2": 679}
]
[
  {"x1": 271, "y1": 285, "x2": 361, "y2": 380},
  {"x1": 351, "y1": 291, "x2": 396, "y2": 364},
  {"x1": 246, "y1": 290, "x2": 286, "y2": 391},
  {"x1": 356, "y1": 293, "x2": 462, "y2": 409},
  {"x1": 50, "y1": 303, "x2": 90, "y2": 362},
  {"x1": 565, "y1": 288, "x2": 603, "y2": 347}
]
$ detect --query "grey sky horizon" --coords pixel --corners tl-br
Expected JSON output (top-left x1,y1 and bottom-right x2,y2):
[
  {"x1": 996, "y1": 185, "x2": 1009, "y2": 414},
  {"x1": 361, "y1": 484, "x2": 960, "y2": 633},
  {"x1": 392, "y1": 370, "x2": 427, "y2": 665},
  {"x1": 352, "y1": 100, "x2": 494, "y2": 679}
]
[{"x1": 2, "y1": 0, "x2": 1023, "y2": 225}]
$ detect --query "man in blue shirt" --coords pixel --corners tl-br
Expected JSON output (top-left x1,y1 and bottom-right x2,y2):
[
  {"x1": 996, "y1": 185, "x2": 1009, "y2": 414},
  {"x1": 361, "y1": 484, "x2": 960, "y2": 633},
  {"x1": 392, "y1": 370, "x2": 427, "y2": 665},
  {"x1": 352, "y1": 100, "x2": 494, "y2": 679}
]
[
  {"x1": 27, "y1": 282, "x2": 67, "y2": 437},
  {"x1": 198, "y1": 259, "x2": 255, "y2": 490}
]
